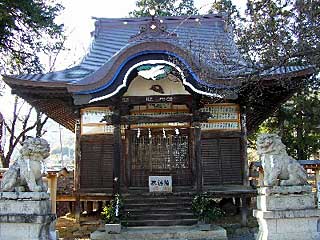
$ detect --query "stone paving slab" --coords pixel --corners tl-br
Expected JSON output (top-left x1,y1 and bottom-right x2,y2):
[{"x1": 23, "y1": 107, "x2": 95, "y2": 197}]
[{"x1": 91, "y1": 225, "x2": 227, "y2": 240}]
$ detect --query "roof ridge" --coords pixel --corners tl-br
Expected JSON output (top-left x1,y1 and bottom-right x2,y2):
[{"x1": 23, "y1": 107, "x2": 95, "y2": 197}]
[{"x1": 93, "y1": 13, "x2": 225, "y2": 25}]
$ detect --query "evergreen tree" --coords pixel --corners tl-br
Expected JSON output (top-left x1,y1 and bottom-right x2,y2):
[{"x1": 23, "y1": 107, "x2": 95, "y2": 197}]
[
  {"x1": 0, "y1": 0, "x2": 64, "y2": 74},
  {"x1": 130, "y1": 0, "x2": 198, "y2": 17},
  {"x1": 0, "y1": 0, "x2": 64, "y2": 167},
  {"x1": 211, "y1": 0, "x2": 320, "y2": 159}
]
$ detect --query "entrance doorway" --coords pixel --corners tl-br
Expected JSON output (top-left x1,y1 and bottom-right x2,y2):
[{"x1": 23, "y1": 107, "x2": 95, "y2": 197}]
[{"x1": 129, "y1": 128, "x2": 192, "y2": 187}]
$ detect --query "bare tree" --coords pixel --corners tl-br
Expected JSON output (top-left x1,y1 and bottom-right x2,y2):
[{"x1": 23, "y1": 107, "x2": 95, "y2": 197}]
[
  {"x1": 0, "y1": 112, "x2": 4, "y2": 166},
  {"x1": 1, "y1": 96, "x2": 48, "y2": 167}
]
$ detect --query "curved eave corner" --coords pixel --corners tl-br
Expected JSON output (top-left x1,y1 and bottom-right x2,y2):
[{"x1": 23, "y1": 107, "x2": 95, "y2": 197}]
[
  {"x1": 242, "y1": 65, "x2": 316, "y2": 81},
  {"x1": 2, "y1": 74, "x2": 70, "y2": 91}
]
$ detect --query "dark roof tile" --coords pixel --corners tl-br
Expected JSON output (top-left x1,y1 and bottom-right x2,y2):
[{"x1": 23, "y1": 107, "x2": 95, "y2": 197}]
[{"x1": 8, "y1": 14, "x2": 312, "y2": 89}]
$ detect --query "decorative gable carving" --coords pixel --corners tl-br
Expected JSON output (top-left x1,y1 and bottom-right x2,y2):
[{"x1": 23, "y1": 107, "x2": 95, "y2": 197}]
[{"x1": 130, "y1": 19, "x2": 177, "y2": 41}]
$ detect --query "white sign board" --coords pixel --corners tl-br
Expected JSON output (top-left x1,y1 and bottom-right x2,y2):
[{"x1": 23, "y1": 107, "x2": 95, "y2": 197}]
[{"x1": 149, "y1": 176, "x2": 172, "y2": 192}]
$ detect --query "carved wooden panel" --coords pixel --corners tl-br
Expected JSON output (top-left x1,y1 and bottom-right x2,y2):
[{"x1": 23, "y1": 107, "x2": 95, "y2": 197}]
[
  {"x1": 80, "y1": 134, "x2": 113, "y2": 191},
  {"x1": 130, "y1": 129, "x2": 192, "y2": 187}
]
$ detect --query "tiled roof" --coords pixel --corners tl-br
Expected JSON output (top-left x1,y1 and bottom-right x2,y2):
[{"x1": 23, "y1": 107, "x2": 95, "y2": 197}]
[
  {"x1": 7, "y1": 14, "x2": 314, "y2": 95},
  {"x1": 14, "y1": 15, "x2": 245, "y2": 83}
]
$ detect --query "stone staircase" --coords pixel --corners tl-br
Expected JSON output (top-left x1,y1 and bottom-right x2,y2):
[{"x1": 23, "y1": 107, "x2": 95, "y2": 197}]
[{"x1": 122, "y1": 192, "x2": 198, "y2": 227}]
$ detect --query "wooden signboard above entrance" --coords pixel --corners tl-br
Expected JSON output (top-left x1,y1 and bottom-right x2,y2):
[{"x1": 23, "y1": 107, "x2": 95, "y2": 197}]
[{"x1": 200, "y1": 104, "x2": 241, "y2": 131}]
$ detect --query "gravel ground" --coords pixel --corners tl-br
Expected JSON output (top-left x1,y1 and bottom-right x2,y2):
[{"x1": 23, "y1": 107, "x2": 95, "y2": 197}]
[
  {"x1": 228, "y1": 231, "x2": 256, "y2": 240},
  {"x1": 57, "y1": 212, "x2": 259, "y2": 239},
  {"x1": 219, "y1": 219, "x2": 258, "y2": 240}
]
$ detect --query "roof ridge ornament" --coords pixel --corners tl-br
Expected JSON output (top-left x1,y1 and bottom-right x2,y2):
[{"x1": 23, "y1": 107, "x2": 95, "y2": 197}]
[{"x1": 129, "y1": 12, "x2": 177, "y2": 42}]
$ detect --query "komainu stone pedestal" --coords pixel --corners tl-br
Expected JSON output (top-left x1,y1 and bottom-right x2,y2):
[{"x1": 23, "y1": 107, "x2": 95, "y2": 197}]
[
  {"x1": 0, "y1": 192, "x2": 57, "y2": 240},
  {"x1": 254, "y1": 186, "x2": 320, "y2": 240}
]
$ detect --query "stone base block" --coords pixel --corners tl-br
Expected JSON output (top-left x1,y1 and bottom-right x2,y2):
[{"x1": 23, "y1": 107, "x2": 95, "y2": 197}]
[
  {"x1": 0, "y1": 192, "x2": 56, "y2": 240},
  {"x1": 253, "y1": 209, "x2": 320, "y2": 219},
  {"x1": 256, "y1": 230, "x2": 320, "y2": 240},
  {"x1": 0, "y1": 192, "x2": 50, "y2": 200},
  {"x1": 0, "y1": 199, "x2": 50, "y2": 214},
  {"x1": 254, "y1": 209, "x2": 320, "y2": 240},
  {"x1": 105, "y1": 223, "x2": 121, "y2": 234},
  {"x1": 257, "y1": 193, "x2": 315, "y2": 211},
  {"x1": 258, "y1": 186, "x2": 312, "y2": 196},
  {"x1": 0, "y1": 214, "x2": 57, "y2": 240},
  {"x1": 0, "y1": 221, "x2": 56, "y2": 240}
]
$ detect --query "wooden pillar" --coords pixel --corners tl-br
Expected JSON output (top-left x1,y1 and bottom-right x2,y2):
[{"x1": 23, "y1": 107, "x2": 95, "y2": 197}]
[
  {"x1": 194, "y1": 122, "x2": 202, "y2": 193},
  {"x1": 316, "y1": 168, "x2": 320, "y2": 208},
  {"x1": 258, "y1": 167, "x2": 264, "y2": 186},
  {"x1": 191, "y1": 96, "x2": 203, "y2": 193},
  {"x1": 191, "y1": 125, "x2": 197, "y2": 191},
  {"x1": 47, "y1": 173, "x2": 58, "y2": 214},
  {"x1": 121, "y1": 104, "x2": 130, "y2": 192},
  {"x1": 240, "y1": 107, "x2": 249, "y2": 186},
  {"x1": 240, "y1": 196, "x2": 249, "y2": 226},
  {"x1": 316, "y1": 168, "x2": 320, "y2": 188},
  {"x1": 75, "y1": 194, "x2": 81, "y2": 223},
  {"x1": 74, "y1": 119, "x2": 81, "y2": 223},
  {"x1": 87, "y1": 201, "x2": 94, "y2": 214},
  {"x1": 113, "y1": 109, "x2": 121, "y2": 194},
  {"x1": 240, "y1": 107, "x2": 249, "y2": 226},
  {"x1": 125, "y1": 129, "x2": 131, "y2": 191}
]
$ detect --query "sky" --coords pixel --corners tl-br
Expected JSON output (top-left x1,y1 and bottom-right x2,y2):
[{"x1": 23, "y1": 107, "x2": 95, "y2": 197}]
[{"x1": 54, "y1": 0, "x2": 247, "y2": 71}]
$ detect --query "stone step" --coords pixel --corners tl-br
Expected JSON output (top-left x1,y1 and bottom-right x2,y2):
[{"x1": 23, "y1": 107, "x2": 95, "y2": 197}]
[
  {"x1": 124, "y1": 202, "x2": 192, "y2": 209},
  {"x1": 91, "y1": 225, "x2": 228, "y2": 240},
  {"x1": 125, "y1": 218, "x2": 198, "y2": 227},
  {"x1": 123, "y1": 191, "x2": 195, "y2": 197},
  {"x1": 124, "y1": 196, "x2": 192, "y2": 204},
  {"x1": 127, "y1": 212, "x2": 195, "y2": 221},
  {"x1": 123, "y1": 192, "x2": 196, "y2": 227},
  {"x1": 124, "y1": 207, "x2": 192, "y2": 215}
]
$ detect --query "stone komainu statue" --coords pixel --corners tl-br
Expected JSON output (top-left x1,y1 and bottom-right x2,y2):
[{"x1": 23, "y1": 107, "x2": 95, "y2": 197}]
[
  {"x1": 257, "y1": 133, "x2": 308, "y2": 186},
  {"x1": 1, "y1": 137, "x2": 50, "y2": 192}
]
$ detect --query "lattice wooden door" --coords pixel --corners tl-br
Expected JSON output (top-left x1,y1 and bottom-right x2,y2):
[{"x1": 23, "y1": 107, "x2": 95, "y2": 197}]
[{"x1": 129, "y1": 129, "x2": 192, "y2": 187}]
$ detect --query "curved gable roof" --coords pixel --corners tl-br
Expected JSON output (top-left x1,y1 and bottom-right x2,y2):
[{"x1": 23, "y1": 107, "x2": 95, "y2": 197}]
[{"x1": 6, "y1": 14, "x2": 245, "y2": 92}]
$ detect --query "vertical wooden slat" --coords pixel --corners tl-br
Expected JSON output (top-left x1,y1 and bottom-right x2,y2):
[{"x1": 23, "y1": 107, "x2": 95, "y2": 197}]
[
  {"x1": 80, "y1": 134, "x2": 113, "y2": 190},
  {"x1": 220, "y1": 138, "x2": 242, "y2": 184},
  {"x1": 202, "y1": 136, "x2": 242, "y2": 186},
  {"x1": 202, "y1": 138, "x2": 221, "y2": 185}
]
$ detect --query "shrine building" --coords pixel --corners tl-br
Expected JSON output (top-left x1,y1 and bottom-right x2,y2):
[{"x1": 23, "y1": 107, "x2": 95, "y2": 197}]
[{"x1": 3, "y1": 14, "x2": 314, "y2": 225}]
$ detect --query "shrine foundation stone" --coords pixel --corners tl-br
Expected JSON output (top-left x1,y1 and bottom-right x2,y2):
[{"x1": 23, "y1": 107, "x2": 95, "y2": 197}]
[
  {"x1": 0, "y1": 192, "x2": 57, "y2": 240},
  {"x1": 254, "y1": 186, "x2": 320, "y2": 240}
]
